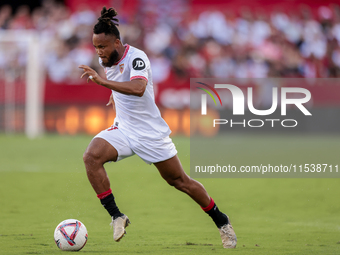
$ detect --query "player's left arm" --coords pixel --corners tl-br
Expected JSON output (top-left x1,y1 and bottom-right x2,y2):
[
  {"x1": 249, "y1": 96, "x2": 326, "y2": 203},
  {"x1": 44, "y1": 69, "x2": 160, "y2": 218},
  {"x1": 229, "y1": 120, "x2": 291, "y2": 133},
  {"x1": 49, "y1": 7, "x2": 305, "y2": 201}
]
[
  {"x1": 106, "y1": 92, "x2": 116, "y2": 111},
  {"x1": 79, "y1": 65, "x2": 146, "y2": 97}
]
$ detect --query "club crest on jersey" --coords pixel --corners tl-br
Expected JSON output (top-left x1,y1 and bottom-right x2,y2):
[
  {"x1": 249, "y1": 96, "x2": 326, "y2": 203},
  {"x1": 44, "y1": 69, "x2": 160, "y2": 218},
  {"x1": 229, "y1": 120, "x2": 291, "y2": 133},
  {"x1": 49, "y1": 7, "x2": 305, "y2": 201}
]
[
  {"x1": 119, "y1": 64, "x2": 124, "y2": 73},
  {"x1": 133, "y1": 58, "x2": 145, "y2": 70}
]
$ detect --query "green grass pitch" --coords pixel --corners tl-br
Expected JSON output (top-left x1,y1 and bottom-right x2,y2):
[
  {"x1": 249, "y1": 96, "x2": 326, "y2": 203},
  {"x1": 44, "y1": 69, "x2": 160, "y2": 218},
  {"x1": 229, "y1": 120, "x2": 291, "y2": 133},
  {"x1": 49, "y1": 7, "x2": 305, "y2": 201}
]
[{"x1": 0, "y1": 134, "x2": 340, "y2": 254}]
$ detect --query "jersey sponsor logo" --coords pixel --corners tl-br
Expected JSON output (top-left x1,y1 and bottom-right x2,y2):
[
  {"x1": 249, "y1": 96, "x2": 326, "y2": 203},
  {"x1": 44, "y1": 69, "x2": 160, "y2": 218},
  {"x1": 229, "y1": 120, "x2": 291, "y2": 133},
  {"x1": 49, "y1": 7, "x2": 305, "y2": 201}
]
[
  {"x1": 133, "y1": 58, "x2": 145, "y2": 70},
  {"x1": 119, "y1": 64, "x2": 124, "y2": 73}
]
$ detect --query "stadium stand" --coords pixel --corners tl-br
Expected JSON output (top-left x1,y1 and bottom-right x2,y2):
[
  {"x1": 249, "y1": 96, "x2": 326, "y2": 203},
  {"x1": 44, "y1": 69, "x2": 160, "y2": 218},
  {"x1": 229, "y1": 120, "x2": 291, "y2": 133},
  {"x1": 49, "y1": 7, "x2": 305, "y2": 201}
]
[{"x1": 0, "y1": 0, "x2": 339, "y2": 135}]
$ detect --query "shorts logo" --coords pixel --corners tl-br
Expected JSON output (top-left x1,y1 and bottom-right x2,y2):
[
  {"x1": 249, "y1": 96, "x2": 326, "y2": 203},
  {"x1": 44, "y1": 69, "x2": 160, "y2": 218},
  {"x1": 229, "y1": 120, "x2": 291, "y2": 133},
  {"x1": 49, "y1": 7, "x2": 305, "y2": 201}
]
[
  {"x1": 119, "y1": 64, "x2": 124, "y2": 73},
  {"x1": 107, "y1": 125, "x2": 118, "y2": 131},
  {"x1": 133, "y1": 58, "x2": 145, "y2": 70}
]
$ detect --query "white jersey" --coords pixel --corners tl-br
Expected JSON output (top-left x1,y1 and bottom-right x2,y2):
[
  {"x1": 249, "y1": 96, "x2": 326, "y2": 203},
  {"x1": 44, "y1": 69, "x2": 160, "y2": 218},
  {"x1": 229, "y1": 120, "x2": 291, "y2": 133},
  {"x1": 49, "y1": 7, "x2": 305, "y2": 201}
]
[{"x1": 99, "y1": 44, "x2": 171, "y2": 140}]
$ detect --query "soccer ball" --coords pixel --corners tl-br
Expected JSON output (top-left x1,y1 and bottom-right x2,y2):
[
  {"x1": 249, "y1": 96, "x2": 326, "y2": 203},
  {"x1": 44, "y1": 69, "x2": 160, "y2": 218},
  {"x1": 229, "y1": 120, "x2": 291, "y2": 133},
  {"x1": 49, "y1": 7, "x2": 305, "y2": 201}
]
[{"x1": 54, "y1": 219, "x2": 88, "y2": 251}]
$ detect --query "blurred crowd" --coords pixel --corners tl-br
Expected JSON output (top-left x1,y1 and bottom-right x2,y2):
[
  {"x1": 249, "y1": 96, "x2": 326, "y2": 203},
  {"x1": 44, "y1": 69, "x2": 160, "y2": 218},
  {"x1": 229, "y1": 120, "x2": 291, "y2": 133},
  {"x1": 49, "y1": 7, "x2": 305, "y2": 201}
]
[{"x1": 1, "y1": 0, "x2": 340, "y2": 85}]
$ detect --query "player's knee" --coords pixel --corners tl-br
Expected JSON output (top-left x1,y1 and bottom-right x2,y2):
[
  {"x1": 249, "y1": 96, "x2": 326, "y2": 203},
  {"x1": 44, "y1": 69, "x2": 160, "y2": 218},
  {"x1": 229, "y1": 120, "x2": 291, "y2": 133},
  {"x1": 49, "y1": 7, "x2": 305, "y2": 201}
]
[
  {"x1": 83, "y1": 149, "x2": 101, "y2": 166},
  {"x1": 167, "y1": 177, "x2": 188, "y2": 192}
]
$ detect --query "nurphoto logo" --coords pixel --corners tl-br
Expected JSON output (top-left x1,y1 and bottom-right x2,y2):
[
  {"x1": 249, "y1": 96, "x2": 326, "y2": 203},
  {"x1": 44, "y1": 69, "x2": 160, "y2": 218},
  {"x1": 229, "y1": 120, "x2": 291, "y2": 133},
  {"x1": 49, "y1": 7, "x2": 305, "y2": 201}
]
[{"x1": 197, "y1": 82, "x2": 312, "y2": 128}]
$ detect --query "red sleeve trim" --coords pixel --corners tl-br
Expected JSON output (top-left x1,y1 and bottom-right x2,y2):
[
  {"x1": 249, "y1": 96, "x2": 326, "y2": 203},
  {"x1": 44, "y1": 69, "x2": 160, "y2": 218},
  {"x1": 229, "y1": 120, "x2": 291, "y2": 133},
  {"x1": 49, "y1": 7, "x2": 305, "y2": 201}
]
[{"x1": 130, "y1": 76, "x2": 148, "y2": 82}]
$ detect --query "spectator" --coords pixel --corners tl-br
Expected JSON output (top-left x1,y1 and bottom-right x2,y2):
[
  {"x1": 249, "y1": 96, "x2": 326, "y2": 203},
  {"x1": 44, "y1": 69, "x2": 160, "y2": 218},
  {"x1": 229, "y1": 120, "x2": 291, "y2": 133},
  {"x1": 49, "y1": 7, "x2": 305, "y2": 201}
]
[{"x1": 0, "y1": 0, "x2": 340, "y2": 87}]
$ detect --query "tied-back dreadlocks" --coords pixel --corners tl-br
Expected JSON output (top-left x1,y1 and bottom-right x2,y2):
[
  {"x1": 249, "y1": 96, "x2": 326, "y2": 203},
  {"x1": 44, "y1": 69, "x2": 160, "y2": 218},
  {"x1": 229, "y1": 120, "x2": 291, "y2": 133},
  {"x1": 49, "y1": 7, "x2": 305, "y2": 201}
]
[{"x1": 93, "y1": 7, "x2": 120, "y2": 39}]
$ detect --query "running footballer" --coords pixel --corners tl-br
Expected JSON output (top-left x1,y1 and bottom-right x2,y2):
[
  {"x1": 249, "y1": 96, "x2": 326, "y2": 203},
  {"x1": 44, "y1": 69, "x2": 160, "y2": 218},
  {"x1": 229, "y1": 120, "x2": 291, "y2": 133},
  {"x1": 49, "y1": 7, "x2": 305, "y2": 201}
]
[{"x1": 79, "y1": 7, "x2": 237, "y2": 249}]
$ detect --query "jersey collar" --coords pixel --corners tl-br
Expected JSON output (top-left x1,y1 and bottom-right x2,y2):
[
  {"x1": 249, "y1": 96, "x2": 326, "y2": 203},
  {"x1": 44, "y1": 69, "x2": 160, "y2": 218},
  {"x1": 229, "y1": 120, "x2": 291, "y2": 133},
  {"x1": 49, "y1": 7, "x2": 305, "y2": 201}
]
[{"x1": 113, "y1": 44, "x2": 130, "y2": 66}]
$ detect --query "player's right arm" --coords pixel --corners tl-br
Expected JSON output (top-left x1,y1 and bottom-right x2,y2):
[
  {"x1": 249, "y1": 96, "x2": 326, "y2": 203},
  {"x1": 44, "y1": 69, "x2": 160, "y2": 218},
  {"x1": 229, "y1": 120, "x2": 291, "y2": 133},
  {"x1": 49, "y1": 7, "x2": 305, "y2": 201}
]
[{"x1": 79, "y1": 65, "x2": 146, "y2": 97}]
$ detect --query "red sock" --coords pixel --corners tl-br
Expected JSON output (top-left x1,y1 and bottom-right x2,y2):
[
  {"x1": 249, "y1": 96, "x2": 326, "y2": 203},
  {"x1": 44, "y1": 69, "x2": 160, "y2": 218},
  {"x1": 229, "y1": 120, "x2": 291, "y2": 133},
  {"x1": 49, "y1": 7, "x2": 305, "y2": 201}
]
[
  {"x1": 201, "y1": 197, "x2": 229, "y2": 228},
  {"x1": 97, "y1": 188, "x2": 112, "y2": 199},
  {"x1": 97, "y1": 188, "x2": 123, "y2": 218},
  {"x1": 201, "y1": 197, "x2": 215, "y2": 212}
]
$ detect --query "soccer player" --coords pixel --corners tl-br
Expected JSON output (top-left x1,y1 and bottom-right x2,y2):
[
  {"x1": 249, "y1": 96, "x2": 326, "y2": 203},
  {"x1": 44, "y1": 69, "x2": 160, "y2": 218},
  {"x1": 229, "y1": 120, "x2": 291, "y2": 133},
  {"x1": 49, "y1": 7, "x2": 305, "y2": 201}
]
[{"x1": 79, "y1": 7, "x2": 237, "y2": 249}]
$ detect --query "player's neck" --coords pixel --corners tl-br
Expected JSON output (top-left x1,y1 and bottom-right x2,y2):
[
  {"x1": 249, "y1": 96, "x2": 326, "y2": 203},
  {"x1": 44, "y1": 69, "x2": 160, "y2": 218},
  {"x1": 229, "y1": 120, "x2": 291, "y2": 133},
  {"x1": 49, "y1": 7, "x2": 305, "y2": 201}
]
[{"x1": 114, "y1": 43, "x2": 127, "y2": 65}]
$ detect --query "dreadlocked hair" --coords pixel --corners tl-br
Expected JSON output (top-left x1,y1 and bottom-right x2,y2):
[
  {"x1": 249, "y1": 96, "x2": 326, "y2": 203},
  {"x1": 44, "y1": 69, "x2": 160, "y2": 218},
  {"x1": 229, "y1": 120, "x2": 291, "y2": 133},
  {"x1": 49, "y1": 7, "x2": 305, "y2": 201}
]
[{"x1": 93, "y1": 7, "x2": 120, "y2": 39}]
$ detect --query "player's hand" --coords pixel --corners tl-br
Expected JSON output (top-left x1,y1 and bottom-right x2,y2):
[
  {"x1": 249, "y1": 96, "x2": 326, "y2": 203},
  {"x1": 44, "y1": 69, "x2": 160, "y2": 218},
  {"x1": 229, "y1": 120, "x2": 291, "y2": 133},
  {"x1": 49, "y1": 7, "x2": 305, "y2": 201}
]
[
  {"x1": 79, "y1": 65, "x2": 103, "y2": 84},
  {"x1": 106, "y1": 93, "x2": 115, "y2": 110}
]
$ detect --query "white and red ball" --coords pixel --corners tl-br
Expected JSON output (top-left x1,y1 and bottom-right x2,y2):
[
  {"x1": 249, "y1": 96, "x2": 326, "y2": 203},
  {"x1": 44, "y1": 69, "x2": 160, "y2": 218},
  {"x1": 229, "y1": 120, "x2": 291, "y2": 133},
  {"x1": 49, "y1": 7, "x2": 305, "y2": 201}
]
[{"x1": 54, "y1": 219, "x2": 88, "y2": 251}]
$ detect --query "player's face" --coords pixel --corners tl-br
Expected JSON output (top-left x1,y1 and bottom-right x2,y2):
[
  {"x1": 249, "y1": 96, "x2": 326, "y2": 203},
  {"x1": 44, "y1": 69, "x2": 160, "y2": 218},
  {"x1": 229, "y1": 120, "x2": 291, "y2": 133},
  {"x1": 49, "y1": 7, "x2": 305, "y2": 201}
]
[{"x1": 93, "y1": 33, "x2": 120, "y2": 67}]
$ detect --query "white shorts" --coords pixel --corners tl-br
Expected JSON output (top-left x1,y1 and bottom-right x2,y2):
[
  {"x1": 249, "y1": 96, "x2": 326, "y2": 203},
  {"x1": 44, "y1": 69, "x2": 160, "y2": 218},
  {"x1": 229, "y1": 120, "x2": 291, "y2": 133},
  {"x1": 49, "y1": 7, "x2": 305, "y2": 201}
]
[{"x1": 94, "y1": 126, "x2": 178, "y2": 165}]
